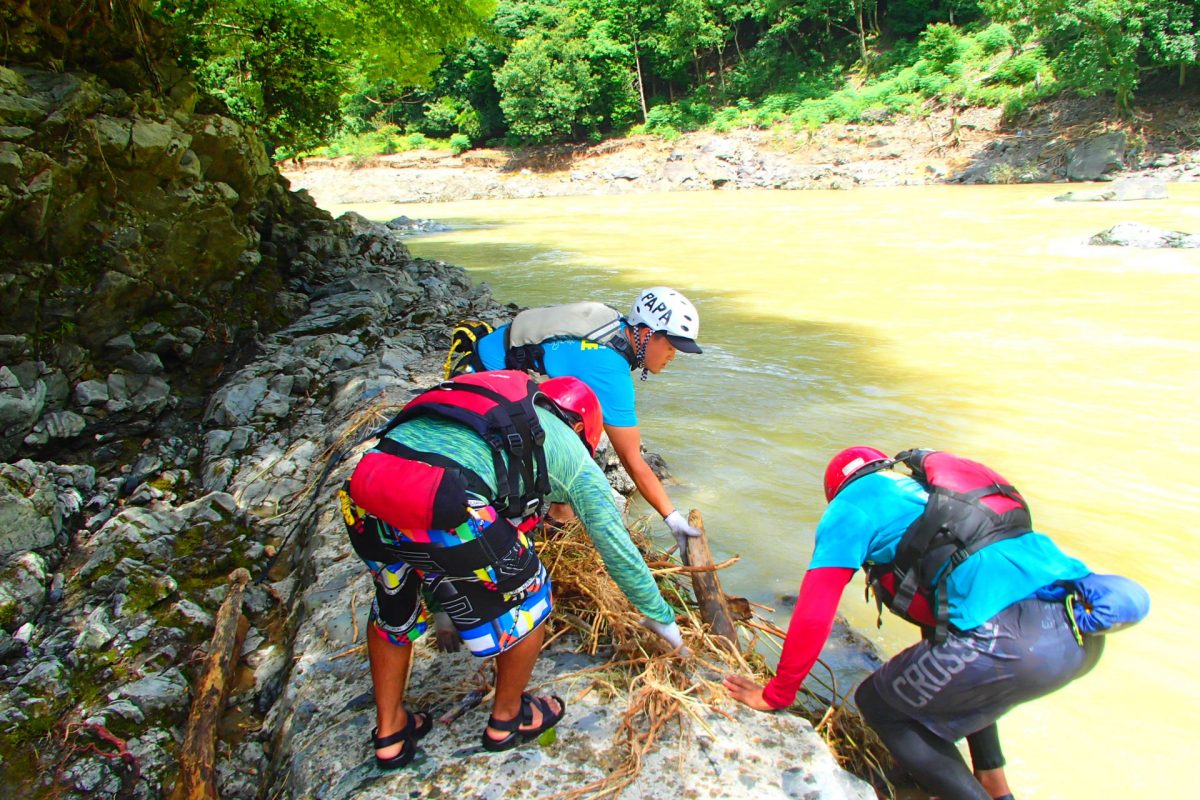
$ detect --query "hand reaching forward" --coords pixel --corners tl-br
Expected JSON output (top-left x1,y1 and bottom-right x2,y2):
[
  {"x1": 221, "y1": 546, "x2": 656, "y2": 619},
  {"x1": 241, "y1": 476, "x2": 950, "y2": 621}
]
[{"x1": 722, "y1": 674, "x2": 776, "y2": 712}]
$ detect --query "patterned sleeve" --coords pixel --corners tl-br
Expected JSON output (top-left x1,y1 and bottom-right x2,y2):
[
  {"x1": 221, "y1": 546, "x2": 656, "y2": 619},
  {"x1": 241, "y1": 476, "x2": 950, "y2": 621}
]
[{"x1": 541, "y1": 411, "x2": 675, "y2": 623}]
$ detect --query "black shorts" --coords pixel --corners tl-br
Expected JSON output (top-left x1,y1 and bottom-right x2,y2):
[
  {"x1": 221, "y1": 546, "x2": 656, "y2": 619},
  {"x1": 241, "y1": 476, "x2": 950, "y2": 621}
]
[{"x1": 871, "y1": 597, "x2": 1104, "y2": 740}]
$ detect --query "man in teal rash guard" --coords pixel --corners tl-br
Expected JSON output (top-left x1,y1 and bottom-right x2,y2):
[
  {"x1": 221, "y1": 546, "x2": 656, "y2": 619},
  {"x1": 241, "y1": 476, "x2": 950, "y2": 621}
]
[
  {"x1": 341, "y1": 377, "x2": 684, "y2": 767},
  {"x1": 474, "y1": 287, "x2": 706, "y2": 553},
  {"x1": 724, "y1": 447, "x2": 1106, "y2": 800}
]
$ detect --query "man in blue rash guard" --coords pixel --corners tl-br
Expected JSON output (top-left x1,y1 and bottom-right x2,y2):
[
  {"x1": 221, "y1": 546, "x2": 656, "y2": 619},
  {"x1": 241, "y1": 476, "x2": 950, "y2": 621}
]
[{"x1": 474, "y1": 287, "x2": 706, "y2": 553}]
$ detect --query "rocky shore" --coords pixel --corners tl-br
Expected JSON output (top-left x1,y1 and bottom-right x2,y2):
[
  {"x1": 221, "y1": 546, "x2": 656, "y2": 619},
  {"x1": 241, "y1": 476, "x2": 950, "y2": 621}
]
[
  {"x1": 0, "y1": 206, "x2": 879, "y2": 798},
  {"x1": 282, "y1": 98, "x2": 1200, "y2": 206}
]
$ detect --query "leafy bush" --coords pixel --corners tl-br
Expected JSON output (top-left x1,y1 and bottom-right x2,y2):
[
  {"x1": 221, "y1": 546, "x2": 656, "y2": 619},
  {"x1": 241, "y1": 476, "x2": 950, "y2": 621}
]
[
  {"x1": 406, "y1": 132, "x2": 428, "y2": 148},
  {"x1": 991, "y1": 49, "x2": 1048, "y2": 85},
  {"x1": 449, "y1": 133, "x2": 471, "y2": 154},
  {"x1": 421, "y1": 97, "x2": 461, "y2": 137},
  {"x1": 976, "y1": 23, "x2": 1015, "y2": 54},
  {"x1": 454, "y1": 106, "x2": 484, "y2": 139},
  {"x1": 644, "y1": 100, "x2": 713, "y2": 135},
  {"x1": 916, "y1": 71, "x2": 952, "y2": 94},
  {"x1": 918, "y1": 23, "x2": 965, "y2": 72}
]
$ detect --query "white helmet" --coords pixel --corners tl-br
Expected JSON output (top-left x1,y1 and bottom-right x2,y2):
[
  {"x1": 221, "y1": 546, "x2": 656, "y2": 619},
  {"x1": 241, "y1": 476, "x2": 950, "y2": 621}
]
[{"x1": 627, "y1": 287, "x2": 702, "y2": 353}]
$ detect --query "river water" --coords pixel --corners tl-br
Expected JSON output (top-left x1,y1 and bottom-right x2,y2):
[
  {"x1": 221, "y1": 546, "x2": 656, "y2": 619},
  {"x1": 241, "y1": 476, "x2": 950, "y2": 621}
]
[{"x1": 329, "y1": 185, "x2": 1198, "y2": 799}]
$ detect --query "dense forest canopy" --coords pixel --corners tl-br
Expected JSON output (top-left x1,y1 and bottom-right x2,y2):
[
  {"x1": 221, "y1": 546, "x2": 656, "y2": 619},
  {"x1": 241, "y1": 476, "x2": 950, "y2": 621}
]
[{"x1": 5, "y1": 0, "x2": 1196, "y2": 153}]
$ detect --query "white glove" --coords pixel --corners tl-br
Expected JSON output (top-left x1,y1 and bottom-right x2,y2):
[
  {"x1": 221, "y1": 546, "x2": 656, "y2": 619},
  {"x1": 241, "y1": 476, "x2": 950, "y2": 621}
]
[
  {"x1": 639, "y1": 616, "x2": 690, "y2": 657},
  {"x1": 433, "y1": 611, "x2": 461, "y2": 653},
  {"x1": 664, "y1": 510, "x2": 702, "y2": 556}
]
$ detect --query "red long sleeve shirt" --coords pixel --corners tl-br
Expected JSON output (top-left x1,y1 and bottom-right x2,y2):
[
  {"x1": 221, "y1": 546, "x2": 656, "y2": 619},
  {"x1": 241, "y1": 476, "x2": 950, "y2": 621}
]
[{"x1": 761, "y1": 566, "x2": 857, "y2": 709}]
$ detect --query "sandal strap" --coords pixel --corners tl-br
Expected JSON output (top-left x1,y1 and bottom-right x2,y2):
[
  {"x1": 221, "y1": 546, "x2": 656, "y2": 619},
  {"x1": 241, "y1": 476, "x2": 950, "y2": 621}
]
[
  {"x1": 372, "y1": 726, "x2": 412, "y2": 749},
  {"x1": 524, "y1": 694, "x2": 558, "y2": 721},
  {"x1": 486, "y1": 714, "x2": 522, "y2": 732},
  {"x1": 488, "y1": 692, "x2": 539, "y2": 732}
]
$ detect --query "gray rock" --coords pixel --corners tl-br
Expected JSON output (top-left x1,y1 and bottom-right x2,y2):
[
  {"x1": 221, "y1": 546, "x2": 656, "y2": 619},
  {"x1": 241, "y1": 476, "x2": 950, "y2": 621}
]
[
  {"x1": 0, "y1": 461, "x2": 59, "y2": 555},
  {"x1": 74, "y1": 379, "x2": 110, "y2": 407},
  {"x1": 16, "y1": 657, "x2": 64, "y2": 695},
  {"x1": 0, "y1": 551, "x2": 48, "y2": 631},
  {"x1": 74, "y1": 605, "x2": 118, "y2": 650},
  {"x1": 1066, "y1": 131, "x2": 1127, "y2": 181},
  {"x1": 205, "y1": 376, "x2": 270, "y2": 425},
  {"x1": 610, "y1": 164, "x2": 645, "y2": 180},
  {"x1": 109, "y1": 667, "x2": 190, "y2": 716},
  {"x1": 118, "y1": 350, "x2": 165, "y2": 375},
  {"x1": 1056, "y1": 177, "x2": 1168, "y2": 202},
  {"x1": 23, "y1": 410, "x2": 87, "y2": 446},
  {"x1": 105, "y1": 332, "x2": 137, "y2": 356},
  {"x1": 1089, "y1": 221, "x2": 1200, "y2": 248}
]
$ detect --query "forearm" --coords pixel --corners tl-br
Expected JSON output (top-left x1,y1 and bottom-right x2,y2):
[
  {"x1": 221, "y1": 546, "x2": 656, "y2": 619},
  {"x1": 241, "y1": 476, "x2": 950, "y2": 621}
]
[
  {"x1": 624, "y1": 453, "x2": 674, "y2": 518},
  {"x1": 762, "y1": 567, "x2": 855, "y2": 709},
  {"x1": 560, "y1": 457, "x2": 676, "y2": 624},
  {"x1": 607, "y1": 424, "x2": 675, "y2": 519}
]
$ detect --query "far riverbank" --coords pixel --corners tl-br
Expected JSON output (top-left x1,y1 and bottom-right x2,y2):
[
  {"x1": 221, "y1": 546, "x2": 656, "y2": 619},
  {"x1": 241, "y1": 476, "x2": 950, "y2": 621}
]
[{"x1": 282, "y1": 95, "x2": 1200, "y2": 206}]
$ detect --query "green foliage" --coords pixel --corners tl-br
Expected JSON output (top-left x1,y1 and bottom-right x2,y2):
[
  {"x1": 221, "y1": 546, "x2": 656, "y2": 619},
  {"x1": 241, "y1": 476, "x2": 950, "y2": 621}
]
[
  {"x1": 494, "y1": 8, "x2": 637, "y2": 143},
  {"x1": 643, "y1": 100, "x2": 715, "y2": 134},
  {"x1": 977, "y1": 23, "x2": 1015, "y2": 54},
  {"x1": 450, "y1": 133, "x2": 473, "y2": 153},
  {"x1": 170, "y1": 0, "x2": 343, "y2": 153},
  {"x1": 883, "y1": 0, "x2": 985, "y2": 37},
  {"x1": 984, "y1": 0, "x2": 1199, "y2": 112},
  {"x1": 918, "y1": 23, "x2": 965, "y2": 72},
  {"x1": 155, "y1": 0, "x2": 493, "y2": 153},
  {"x1": 421, "y1": 97, "x2": 464, "y2": 137},
  {"x1": 991, "y1": 49, "x2": 1048, "y2": 85},
  {"x1": 157, "y1": 0, "x2": 1196, "y2": 152}
]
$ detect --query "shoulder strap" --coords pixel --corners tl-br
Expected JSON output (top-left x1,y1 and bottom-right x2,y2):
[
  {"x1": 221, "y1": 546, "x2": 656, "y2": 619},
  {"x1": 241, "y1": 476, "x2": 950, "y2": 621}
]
[
  {"x1": 886, "y1": 449, "x2": 1033, "y2": 642},
  {"x1": 379, "y1": 379, "x2": 551, "y2": 520}
]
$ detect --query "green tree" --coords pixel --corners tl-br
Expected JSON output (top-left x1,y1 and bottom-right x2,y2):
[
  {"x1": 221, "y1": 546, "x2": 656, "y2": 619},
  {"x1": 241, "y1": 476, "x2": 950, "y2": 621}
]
[
  {"x1": 157, "y1": 0, "x2": 493, "y2": 152},
  {"x1": 494, "y1": 7, "x2": 637, "y2": 142},
  {"x1": 187, "y1": 2, "x2": 343, "y2": 153},
  {"x1": 983, "y1": 0, "x2": 1199, "y2": 111}
]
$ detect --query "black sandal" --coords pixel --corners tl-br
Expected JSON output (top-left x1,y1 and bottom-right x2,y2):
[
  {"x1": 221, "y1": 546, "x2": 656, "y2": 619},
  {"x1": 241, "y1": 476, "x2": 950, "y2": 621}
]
[
  {"x1": 372, "y1": 710, "x2": 432, "y2": 769},
  {"x1": 481, "y1": 693, "x2": 565, "y2": 752}
]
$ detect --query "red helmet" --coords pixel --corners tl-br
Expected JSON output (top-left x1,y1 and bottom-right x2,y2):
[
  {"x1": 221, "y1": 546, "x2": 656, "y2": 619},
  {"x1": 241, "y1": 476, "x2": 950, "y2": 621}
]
[
  {"x1": 824, "y1": 446, "x2": 890, "y2": 502},
  {"x1": 538, "y1": 377, "x2": 604, "y2": 455}
]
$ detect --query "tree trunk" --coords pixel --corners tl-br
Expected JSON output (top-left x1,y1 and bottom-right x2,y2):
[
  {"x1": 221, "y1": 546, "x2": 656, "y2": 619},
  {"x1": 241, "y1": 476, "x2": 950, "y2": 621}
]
[
  {"x1": 169, "y1": 569, "x2": 251, "y2": 800},
  {"x1": 683, "y1": 510, "x2": 740, "y2": 654},
  {"x1": 854, "y1": 0, "x2": 870, "y2": 73},
  {"x1": 634, "y1": 38, "x2": 648, "y2": 123}
]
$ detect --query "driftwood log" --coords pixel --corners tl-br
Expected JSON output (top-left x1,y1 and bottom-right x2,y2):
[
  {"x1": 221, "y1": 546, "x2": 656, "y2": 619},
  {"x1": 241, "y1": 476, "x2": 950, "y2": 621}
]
[
  {"x1": 169, "y1": 568, "x2": 251, "y2": 800},
  {"x1": 683, "y1": 509, "x2": 740, "y2": 653}
]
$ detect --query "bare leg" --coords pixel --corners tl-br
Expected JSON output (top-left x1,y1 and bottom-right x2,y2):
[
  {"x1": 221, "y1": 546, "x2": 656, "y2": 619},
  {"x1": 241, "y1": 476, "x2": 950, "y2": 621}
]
[
  {"x1": 367, "y1": 626, "x2": 413, "y2": 760},
  {"x1": 484, "y1": 622, "x2": 561, "y2": 741},
  {"x1": 976, "y1": 768, "x2": 1012, "y2": 799},
  {"x1": 966, "y1": 723, "x2": 1012, "y2": 799}
]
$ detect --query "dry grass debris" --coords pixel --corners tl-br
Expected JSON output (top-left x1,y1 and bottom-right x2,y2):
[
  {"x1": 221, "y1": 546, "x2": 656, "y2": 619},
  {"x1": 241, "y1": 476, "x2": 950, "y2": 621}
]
[{"x1": 532, "y1": 517, "x2": 898, "y2": 800}]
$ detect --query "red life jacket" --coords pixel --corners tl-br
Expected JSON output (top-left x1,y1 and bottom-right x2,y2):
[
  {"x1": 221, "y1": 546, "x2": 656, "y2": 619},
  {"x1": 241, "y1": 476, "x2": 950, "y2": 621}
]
[
  {"x1": 348, "y1": 370, "x2": 555, "y2": 534},
  {"x1": 862, "y1": 449, "x2": 1033, "y2": 641}
]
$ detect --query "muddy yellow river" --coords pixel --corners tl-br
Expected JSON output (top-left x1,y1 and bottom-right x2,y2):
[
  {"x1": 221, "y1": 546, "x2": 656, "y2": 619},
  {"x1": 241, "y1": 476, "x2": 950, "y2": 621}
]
[{"x1": 329, "y1": 184, "x2": 1199, "y2": 799}]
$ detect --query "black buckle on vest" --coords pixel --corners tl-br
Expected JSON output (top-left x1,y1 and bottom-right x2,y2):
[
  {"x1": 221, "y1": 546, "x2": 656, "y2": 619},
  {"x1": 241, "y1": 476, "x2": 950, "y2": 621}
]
[{"x1": 506, "y1": 431, "x2": 525, "y2": 452}]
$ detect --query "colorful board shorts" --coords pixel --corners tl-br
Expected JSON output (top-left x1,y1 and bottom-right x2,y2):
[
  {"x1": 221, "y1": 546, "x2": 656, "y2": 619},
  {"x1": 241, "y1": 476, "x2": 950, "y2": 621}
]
[
  {"x1": 341, "y1": 490, "x2": 552, "y2": 658},
  {"x1": 871, "y1": 596, "x2": 1104, "y2": 741}
]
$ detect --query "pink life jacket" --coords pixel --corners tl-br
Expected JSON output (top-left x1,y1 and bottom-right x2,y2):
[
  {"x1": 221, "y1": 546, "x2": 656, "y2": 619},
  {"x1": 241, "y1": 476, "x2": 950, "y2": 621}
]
[
  {"x1": 861, "y1": 449, "x2": 1032, "y2": 641},
  {"x1": 349, "y1": 371, "x2": 556, "y2": 533}
]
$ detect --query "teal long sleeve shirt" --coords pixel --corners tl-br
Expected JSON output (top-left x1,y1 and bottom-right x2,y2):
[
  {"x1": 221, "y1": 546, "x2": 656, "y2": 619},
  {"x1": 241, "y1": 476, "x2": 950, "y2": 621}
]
[{"x1": 384, "y1": 406, "x2": 675, "y2": 624}]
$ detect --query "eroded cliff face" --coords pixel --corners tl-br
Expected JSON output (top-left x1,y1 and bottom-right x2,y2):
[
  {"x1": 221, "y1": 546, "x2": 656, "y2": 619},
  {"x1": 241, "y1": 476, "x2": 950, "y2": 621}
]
[{"x1": 0, "y1": 55, "x2": 337, "y2": 464}]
